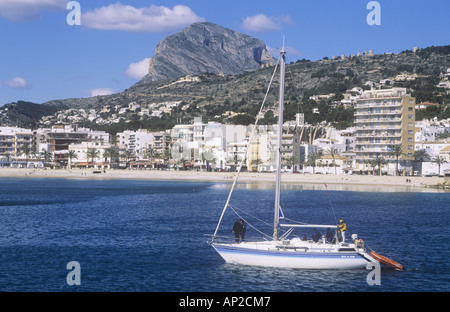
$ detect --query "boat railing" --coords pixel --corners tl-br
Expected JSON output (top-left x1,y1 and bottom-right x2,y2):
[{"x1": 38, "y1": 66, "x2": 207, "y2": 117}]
[{"x1": 205, "y1": 234, "x2": 271, "y2": 245}]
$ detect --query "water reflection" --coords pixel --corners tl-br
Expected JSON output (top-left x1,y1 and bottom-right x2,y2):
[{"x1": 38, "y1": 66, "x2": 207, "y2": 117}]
[{"x1": 210, "y1": 181, "x2": 443, "y2": 193}]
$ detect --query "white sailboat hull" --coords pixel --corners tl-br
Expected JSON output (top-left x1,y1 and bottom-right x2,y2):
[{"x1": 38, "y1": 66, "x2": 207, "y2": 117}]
[{"x1": 212, "y1": 240, "x2": 370, "y2": 270}]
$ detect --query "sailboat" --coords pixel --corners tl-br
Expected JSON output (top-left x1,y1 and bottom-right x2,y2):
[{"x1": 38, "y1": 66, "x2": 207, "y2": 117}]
[{"x1": 209, "y1": 47, "x2": 395, "y2": 270}]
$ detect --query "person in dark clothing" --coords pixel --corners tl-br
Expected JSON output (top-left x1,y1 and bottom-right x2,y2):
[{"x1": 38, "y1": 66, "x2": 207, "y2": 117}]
[
  {"x1": 232, "y1": 219, "x2": 241, "y2": 243},
  {"x1": 240, "y1": 219, "x2": 246, "y2": 242},
  {"x1": 326, "y1": 228, "x2": 334, "y2": 244},
  {"x1": 312, "y1": 228, "x2": 321, "y2": 243}
]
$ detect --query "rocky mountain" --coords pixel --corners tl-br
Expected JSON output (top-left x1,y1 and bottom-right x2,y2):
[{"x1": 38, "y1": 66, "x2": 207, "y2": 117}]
[{"x1": 139, "y1": 22, "x2": 276, "y2": 83}]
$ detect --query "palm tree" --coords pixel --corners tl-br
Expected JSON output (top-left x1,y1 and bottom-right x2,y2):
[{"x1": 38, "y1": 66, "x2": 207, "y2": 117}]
[
  {"x1": 306, "y1": 152, "x2": 321, "y2": 174},
  {"x1": 18, "y1": 144, "x2": 34, "y2": 168},
  {"x1": 163, "y1": 149, "x2": 172, "y2": 169},
  {"x1": 388, "y1": 144, "x2": 405, "y2": 176},
  {"x1": 284, "y1": 155, "x2": 300, "y2": 173},
  {"x1": 67, "y1": 150, "x2": 78, "y2": 169},
  {"x1": 121, "y1": 150, "x2": 134, "y2": 169},
  {"x1": 227, "y1": 153, "x2": 240, "y2": 172},
  {"x1": 40, "y1": 150, "x2": 53, "y2": 167},
  {"x1": 373, "y1": 156, "x2": 387, "y2": 176},
  {"x1": 369, "y1": 159, "x2": 377, "y2": 176},
  {"x1": 413, "y1": 149, "x2": 430, "y2": 176},
  {"x1": 86, "y1": 148, "x2": 100, "y2": 169},
  {"x1": 201, "y1": 149, "x2": 216, "y2": 171},
  {"x1": 326, "y1": 147, "x2": 339, "y2": 175},
  {"x1": 3, "y1": 152, "x2": 12, "y2": 167},
  {"x1": 431, "y1": 156, "x2": 446, "y2": 176},
  {"x1": 144, "y1": 147, "x2": 158, "y2": 169},
  {"x1": 103, "y1": 147, "x2": 119, "y2": 169}
]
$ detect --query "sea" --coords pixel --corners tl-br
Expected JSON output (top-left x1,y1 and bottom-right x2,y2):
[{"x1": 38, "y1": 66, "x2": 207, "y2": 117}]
[{"x1": 0, "y1": 177, "x2": 448, "y2": 294}]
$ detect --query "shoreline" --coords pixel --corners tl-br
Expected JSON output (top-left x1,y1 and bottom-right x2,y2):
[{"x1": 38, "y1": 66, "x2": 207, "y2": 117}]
[{"x1": 0, "y1": 168, "x2": 447, "y2": 192}]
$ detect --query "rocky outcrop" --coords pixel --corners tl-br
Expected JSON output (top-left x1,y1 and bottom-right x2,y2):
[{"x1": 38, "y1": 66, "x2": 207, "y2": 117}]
[{"x1": 140, "y1": 22, "x2": 276, "y2": 83}]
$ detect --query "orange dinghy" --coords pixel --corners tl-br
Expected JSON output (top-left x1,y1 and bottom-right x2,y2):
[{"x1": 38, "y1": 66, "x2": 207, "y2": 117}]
[{"x1": 370, "y1": 251, "x2": 404, "y2": 271}]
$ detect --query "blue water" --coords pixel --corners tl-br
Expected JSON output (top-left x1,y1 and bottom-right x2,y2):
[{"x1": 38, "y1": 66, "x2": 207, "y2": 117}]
[{"x1": 0, "y1": 177, "x2": 448, "y2": 292}]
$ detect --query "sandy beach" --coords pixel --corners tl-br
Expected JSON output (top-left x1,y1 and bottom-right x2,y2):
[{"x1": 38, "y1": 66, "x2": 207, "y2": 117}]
[{"x1": 0, "y1": 168, "x2": 447, "y2": 192}]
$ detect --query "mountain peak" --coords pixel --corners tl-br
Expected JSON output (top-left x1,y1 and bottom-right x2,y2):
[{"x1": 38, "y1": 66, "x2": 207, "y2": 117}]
[{"x1": 140, "y1": 22, "x2": 276, "y2": 83}]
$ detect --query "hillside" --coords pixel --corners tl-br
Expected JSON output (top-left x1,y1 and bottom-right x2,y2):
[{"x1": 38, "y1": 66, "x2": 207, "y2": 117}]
[{"x1": 1, "y1": 44, "x2": 449, "y2": 132}]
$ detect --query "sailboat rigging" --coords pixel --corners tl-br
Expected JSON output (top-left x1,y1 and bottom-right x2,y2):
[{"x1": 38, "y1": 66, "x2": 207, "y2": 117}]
[{"x1": 208, "y1": 46, "x2": 403, "y2": 270}]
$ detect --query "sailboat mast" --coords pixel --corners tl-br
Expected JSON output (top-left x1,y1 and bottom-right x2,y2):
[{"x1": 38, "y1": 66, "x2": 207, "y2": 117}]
[{"x1": 273, "y1": 47, "x2": 286, "y2": 241}]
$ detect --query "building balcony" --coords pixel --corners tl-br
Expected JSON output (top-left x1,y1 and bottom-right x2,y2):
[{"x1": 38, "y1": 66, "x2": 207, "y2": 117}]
[
  {"x1": 355, "y1": 118, "x2": 402, "y2": 123},
  {"x1": 354, "y1": 111, "x2": 401, "y2": 117},
  {"x1": 355, "y1": 102, "x2": 402, "y2": 109},
  {"x1": 355, "y1": 125, "x2": 403, "y2": 130}
]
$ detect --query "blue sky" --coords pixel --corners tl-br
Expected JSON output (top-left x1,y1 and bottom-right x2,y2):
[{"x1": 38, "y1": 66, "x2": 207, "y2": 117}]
[{"x1": 0, "y1": 0, "x2": 449, "y2": 106}]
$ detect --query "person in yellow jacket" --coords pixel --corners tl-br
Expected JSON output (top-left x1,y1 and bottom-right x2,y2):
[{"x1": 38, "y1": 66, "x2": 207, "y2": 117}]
[{"x1": 337, "y1": 219, "x2": 347, "y2": 243}]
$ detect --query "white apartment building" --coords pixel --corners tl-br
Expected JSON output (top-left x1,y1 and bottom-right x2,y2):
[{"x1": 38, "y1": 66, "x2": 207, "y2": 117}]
[
  {"x1": 0, "y1": 126, "x2": 36, "y2": 167},
  {"x1": 171, "y1": 118, "x2": 248, "y2": 170},
  {"x1": 354, "y1": 88, "x2": 416, "y2": 175},
  {"x1": 117, "y1": 129, "x2": 154, "y2": 159}
]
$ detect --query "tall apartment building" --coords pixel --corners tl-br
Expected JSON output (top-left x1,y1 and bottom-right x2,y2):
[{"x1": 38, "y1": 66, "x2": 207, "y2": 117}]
[
  {"x1": 0, "y1": 127, "x2": 33, "y2": 166},
  {"x1": 354, "y1": 88, "x2": 416, "y2": 175},
  {"x1": 117, "y1": 129, "x2": 154, "y2": 159}
]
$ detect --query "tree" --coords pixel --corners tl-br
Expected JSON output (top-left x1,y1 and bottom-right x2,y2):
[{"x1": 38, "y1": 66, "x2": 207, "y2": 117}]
[
  {"x1": 413, "y1": 149, "x2": 430, "y2": 176},
  {"x1": 2, "y1": 152, "x2": 12, "y2": 167},
  {"x1": 369, "y1": 159, "x2": 378, "y2": 176},
  {"x1": 326, "y1": 147, "x2": 339, "y2": 175},
  {"x1": 201, "y1": 149, "x2": 215, "y2": 171},
  {"x1": 18, "y1": 144, "x2": 34, "y2": 168},
  {"x1": 144, "y1": 147, "x2": 159, "y2": 169},
  {"x1": 388, "y1": 144, "x2": 405, "y2": 176},
  {"x1": 431, "y1": 156, "x2": 446, "y2": 176},
  {"x1": 121, "y1": 149, "x2": 134, "y2": 169},
  {"x1": 306, "y1": 152, "x2": 321, "y2": 174},
  {"x1": 40, "y1": 150, "x2": 53, "y2": 167},
  {"x1": 67, "y1": 150, "x2": 78, "y2": 169},
  {"x1": 230, "y1": 114, "x2": 255, "y2": 126},
  {"x1": 284, "y1": 155, "x2": 300, "y2": 172},
  {"x1": 103, "y1": 147, "x2": 119, "y2": 169},
  {"x1": 373, "y1": 156, "x2": 387, "y2": 176},
  {"x1": 86, "y1": 148, "x2": 100, "y2": 169},
  {"x1": 163, "y1": 149, "x2": 172, "y2": 168}
]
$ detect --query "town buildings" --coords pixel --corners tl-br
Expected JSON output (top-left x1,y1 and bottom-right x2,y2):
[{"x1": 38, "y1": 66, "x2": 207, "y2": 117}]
[{"x1": 1, "y1": 97, "x2": 449, "y2": 174}]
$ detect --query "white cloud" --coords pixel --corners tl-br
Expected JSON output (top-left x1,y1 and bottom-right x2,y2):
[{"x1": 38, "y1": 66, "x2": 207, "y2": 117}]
[
  {"x1": 125, "y1": 58, "x2": 151, "y2": 80},
  {"x1": 0, "y1": 0, "x2": 66, "y2": 21},
  {"x1": 88, "y1": 88, "x2": 115, "y2": 97},
  {"x1": 83, "y1": 3, "x2": 205, "y2": 33},
  {"x1": 3, "y1": 77, "x2": 30, "y2": 89},
  {"x1": 242, "y1": 14, "x2": 294, "y2": 33}
]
